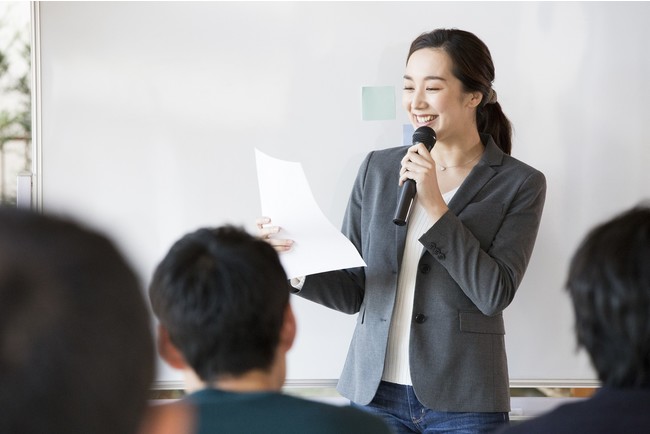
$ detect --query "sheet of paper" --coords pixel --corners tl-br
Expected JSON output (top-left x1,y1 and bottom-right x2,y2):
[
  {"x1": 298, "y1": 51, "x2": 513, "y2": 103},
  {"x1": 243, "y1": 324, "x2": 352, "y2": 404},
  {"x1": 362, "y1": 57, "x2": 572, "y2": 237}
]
[{"x1": 255, "y1": 149, "x2": 366, "y2": 279}]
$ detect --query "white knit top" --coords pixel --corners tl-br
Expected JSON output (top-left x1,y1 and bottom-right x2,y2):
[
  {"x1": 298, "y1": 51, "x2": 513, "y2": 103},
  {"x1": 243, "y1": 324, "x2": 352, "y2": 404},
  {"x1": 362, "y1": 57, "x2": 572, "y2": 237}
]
[{"x1": 382, "y1": 187, "x2": 458, "y2": 385}]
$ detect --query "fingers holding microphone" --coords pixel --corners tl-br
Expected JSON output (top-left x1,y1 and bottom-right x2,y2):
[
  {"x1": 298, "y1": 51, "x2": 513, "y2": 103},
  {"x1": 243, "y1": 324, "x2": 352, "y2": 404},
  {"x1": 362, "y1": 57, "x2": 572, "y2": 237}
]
[
  {"x1": 399, "y1": 143, "x2": 436, "y2": 186},
  {"x1": 393, "y1": 126, "x2": 436, "y2": 226},
  {"x1": 255, "y1": 217, "x2": 294, "y2": 253}
]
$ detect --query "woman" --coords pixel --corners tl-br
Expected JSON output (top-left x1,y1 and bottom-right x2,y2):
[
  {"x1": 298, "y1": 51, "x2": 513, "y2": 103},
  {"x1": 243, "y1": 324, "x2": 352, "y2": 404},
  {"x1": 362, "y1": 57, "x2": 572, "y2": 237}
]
[{"x1": 257, "y1": 28, "x2": 546, "y2": 433}]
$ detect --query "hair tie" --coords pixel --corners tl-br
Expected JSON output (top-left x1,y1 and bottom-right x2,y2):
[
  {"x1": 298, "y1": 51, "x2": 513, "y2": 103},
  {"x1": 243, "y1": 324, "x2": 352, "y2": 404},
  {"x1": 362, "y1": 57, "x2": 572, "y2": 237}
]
[{"x1": 487, "y1": 88, "x2": 498, "y2": 104}]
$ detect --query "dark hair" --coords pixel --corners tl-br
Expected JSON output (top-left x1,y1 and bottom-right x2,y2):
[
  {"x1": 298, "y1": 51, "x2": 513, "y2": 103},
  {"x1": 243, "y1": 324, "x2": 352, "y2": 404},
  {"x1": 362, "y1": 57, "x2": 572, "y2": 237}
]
[
  {"x1": 0, "y1": 207, "x2": 154, "y2": 434},
  {"x1": 566, "y1": 204, "x2": 650, "y2": 387},
  {"x1": 149, "y1": 225, "x2": 289, "y2": 382},
  {"x1": 408, "y1": 28, "x2": 512, "y2": 155}
]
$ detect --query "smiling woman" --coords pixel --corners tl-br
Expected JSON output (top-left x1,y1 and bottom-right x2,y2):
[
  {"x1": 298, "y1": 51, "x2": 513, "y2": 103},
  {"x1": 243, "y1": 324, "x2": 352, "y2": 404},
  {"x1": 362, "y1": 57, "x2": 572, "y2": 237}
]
[{"x1": 258, "y1": 28, "x2": 546, "y2": 434}]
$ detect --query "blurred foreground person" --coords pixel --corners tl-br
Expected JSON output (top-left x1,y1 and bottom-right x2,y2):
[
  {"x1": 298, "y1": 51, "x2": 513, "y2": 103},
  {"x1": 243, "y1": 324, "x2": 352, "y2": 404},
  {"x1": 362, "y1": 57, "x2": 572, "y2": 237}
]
[
  {"x1": 497, "y1": 204, "x2": 650, "y2": 433},
  {"x1": 0, "y1": 207, "x2": 154, "y2": 434}
]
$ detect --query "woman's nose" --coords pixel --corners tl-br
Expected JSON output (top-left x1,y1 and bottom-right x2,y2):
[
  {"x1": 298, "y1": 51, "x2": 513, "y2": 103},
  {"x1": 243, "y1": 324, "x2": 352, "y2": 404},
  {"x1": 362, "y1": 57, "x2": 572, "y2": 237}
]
[{"x1": 411, "y1": 89, "x2": 427, "y2": 110}]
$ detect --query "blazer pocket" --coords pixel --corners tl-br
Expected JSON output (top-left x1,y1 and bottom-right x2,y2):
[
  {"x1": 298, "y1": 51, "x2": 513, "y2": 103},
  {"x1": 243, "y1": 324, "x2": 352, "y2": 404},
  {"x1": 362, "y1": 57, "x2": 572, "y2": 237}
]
[{"x1": 459, "y1": 311, "x2": 505, "y2": 335}]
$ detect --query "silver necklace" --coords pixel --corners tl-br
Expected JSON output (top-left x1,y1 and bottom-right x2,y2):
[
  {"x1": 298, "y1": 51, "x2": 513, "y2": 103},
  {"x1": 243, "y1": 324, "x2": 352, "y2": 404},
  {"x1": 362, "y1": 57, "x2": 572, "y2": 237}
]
[{"x1": 437, "y1": 151, "x2": 482, "y2": 171}]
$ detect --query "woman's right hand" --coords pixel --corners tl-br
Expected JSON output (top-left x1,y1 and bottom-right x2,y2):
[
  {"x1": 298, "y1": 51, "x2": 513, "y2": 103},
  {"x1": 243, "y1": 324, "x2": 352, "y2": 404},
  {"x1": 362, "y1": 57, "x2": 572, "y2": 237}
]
[{"x1": 255, "y1": 216, "x2": 294, "y2": 253}]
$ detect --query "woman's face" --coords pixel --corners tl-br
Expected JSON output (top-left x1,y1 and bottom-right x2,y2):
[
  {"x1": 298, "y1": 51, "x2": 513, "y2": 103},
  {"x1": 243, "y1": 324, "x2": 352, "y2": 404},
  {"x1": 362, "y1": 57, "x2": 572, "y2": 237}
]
[{"x1": 402, "y1": 48, "x2": 480, "y2": 141}]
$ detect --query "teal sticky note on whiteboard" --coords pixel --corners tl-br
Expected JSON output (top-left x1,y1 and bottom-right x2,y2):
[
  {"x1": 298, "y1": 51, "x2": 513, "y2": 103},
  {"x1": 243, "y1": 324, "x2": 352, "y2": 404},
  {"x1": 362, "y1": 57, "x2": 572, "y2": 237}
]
[{"x1": 362, "y1": 86, "x2": 395, "y2": 120}]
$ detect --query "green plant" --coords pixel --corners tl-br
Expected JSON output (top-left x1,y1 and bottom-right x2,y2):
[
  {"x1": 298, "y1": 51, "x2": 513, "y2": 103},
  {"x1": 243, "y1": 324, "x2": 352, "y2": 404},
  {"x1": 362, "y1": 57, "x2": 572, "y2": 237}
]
[{"x1": 0, "y1": 12, "x2": 31, "y2": 205}]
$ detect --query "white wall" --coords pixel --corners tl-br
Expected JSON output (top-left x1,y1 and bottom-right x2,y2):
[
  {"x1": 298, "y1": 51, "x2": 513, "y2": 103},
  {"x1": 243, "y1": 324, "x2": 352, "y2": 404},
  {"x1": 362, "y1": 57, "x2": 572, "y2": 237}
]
[{"x1": 36, "y1": 2, "x2": 650, "y2": 387}]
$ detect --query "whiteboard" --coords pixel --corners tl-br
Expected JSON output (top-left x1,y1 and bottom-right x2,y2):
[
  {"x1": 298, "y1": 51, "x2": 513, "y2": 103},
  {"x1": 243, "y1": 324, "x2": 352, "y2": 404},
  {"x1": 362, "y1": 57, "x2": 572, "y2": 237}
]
[{"x1": 35, "y1": 2, "x2": 650, "y2": 388}]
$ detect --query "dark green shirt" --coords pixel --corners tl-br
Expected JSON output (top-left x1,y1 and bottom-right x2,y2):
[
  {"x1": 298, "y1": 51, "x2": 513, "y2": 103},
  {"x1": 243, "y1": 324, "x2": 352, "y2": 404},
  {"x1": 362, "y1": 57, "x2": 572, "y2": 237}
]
[{"x1": 186, "y1": 388, "x2": 391, "y2": 434}]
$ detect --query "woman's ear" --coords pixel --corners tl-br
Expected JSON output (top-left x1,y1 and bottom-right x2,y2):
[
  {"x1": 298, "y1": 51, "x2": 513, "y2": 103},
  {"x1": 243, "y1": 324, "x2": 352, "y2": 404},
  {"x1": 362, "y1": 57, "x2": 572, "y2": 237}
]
[
  {"x1": 466, "y1": 91, "x2": 483, "y2": 108},
  {"x1": 157, "y1": 324, "x2": 188, "y2": 370}
]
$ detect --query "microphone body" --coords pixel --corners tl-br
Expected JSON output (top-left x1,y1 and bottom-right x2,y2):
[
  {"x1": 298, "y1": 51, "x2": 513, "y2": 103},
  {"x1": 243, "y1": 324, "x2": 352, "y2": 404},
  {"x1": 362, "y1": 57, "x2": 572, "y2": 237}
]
[{"x1": 393, "y1": 126, "x2": 437, "y2": 226}]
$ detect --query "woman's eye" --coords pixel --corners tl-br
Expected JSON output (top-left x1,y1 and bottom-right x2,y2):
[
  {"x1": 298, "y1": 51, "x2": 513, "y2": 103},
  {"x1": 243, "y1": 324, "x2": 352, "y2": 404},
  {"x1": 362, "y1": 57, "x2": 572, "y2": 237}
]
[
  {"x1": 426, "y1": 87, "x2": 440, "y2": 91},
  {"x1": 403, "y1": 86, "x2": 414, "y2": 91}
]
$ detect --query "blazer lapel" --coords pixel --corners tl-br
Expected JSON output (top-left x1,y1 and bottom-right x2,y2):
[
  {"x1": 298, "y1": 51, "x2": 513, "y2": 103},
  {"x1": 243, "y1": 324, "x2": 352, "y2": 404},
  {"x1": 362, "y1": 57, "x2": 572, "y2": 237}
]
[
  {"x1": 394, "y1": 135, "x2": 504, "y2": 267},
  {"x1": 448, "y1": 135, "x2": 504, "y2": 216}
]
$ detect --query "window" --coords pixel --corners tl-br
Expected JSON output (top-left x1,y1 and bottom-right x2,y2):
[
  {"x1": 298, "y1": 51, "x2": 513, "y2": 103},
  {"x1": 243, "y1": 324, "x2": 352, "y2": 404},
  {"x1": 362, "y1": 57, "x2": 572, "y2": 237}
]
[{"x1": 0, "y1": 2, "x2": 31, "y2": 206}]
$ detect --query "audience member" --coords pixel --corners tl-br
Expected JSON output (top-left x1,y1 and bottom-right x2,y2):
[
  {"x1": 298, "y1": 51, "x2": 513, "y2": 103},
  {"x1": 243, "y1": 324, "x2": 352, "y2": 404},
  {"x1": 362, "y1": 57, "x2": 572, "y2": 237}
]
[
  {"x1": 497, "y1": 204, "x2": 650, "y2": 433},
  {"x1": 0, "y1": 207, "x2": 154, "y2": 434},
  {"x1": 147, "y1": 225, "x2": 391, "y2": 434}
]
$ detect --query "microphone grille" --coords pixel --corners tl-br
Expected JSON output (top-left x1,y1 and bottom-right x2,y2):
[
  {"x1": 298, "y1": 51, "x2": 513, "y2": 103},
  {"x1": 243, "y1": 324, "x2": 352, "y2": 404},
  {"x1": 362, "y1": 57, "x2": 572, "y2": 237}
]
[{"x1": 412, "y1": 126, "x2": 436, "y2": 150}]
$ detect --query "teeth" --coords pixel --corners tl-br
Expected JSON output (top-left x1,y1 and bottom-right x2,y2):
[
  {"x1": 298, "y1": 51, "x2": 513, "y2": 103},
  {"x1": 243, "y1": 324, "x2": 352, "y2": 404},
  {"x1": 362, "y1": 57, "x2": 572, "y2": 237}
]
[{"x1": 416, "y1": 115, "x2": 435, "y2": 123}]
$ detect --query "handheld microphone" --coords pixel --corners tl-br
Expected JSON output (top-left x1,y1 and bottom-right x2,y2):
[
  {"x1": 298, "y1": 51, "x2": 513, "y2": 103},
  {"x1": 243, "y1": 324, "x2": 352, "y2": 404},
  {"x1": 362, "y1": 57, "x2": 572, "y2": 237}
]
[{"x1": 392, "y1": 126, "x2": 436, "y2": 226}]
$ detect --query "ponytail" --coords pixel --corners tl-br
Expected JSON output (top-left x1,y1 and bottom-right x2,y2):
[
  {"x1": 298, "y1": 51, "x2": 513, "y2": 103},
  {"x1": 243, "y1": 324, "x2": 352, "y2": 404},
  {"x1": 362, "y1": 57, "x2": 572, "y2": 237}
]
[{"x1": 478, "y1": 101, "x2": 512, "y2": 155}]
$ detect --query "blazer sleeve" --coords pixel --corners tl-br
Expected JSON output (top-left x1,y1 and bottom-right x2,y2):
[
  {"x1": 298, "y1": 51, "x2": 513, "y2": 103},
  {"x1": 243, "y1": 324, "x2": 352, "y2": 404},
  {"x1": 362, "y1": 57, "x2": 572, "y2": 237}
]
[{"x1": 420, "y1": 168, "x2": 547, "y2": 316}]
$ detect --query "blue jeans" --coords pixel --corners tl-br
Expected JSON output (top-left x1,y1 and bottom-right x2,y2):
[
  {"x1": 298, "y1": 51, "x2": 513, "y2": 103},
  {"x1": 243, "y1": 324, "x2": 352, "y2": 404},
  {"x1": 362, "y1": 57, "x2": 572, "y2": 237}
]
[{"x1": 352, "y1": 381, "x2": 509, "y2": 434}]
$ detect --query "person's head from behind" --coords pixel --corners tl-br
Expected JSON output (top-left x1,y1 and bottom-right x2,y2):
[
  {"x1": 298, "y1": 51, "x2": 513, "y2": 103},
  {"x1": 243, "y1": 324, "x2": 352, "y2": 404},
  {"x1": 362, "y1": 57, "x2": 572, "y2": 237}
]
[
  {"x1": 405, "y1": 28, "x2": 512, "y2": 154},
  {"x1": 567, "y1": 204, "x2": 650, "y2": 388},
  {"x1": 149, "y1": 225, "x2": 294, "y2": 388},
  {"x1": 0, "y1": 207, "x2": 154, "y2": 434}
]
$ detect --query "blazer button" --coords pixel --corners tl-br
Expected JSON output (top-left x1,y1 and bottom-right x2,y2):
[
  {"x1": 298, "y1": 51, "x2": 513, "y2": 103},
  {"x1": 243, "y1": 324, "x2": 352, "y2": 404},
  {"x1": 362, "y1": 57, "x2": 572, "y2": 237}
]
[
  {"x1": 437, "y1": 253, "x2": 446, "y2": 260},
  {"x1": 414, "y1": 313, "x2": 426, "y2": 324},
  {"x1": 419, "y1": 264, "x2": 431, "y2": 274}
]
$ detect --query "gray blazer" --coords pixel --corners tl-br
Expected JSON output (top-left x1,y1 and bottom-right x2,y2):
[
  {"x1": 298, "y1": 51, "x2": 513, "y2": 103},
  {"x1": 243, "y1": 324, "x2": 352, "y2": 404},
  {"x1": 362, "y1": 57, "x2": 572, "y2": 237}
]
[{"x1": 297, "y1": 135, "x2": 546, "y2": 412}]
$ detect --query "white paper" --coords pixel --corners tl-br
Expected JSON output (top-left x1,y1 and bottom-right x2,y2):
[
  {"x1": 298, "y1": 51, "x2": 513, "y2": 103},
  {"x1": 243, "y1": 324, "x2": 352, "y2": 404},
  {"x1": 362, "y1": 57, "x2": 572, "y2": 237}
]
[{"x1": 255, "y1": 149, "x2": 366, "y2": 279}]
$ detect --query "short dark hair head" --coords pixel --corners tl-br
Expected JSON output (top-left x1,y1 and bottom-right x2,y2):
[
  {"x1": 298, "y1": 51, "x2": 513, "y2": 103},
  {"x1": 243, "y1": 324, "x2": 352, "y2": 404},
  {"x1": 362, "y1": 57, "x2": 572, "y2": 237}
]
[
  {"x1": 407, "y1": 28, "x2": 512, "y2": 155},
  {"x1": 148, "y1": 225, "x2": 289, "y2": 383},
  {"x1": 0, "y1": 207, "x2": 154, "y2": 434},
  {"x1": 566, "y1": 204, "x2": 650, "y2": 387}
]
